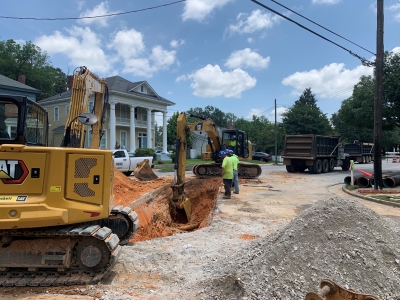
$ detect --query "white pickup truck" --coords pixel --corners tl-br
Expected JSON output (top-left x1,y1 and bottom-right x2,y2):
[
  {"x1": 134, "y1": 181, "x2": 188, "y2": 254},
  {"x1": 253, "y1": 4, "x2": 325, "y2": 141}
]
[{"x1": 112, "y1": 149, "x2": 154, "y2": 176}]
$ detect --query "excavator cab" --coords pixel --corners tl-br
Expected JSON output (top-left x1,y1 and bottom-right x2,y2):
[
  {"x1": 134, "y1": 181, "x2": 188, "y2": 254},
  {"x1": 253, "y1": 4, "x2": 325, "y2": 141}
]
[
  {"x1": 221, "y1": 129, "x2": 250, "y2": 159},
  {"x1": 0, "y1": 95, "x2": 48, "y2": 146}
]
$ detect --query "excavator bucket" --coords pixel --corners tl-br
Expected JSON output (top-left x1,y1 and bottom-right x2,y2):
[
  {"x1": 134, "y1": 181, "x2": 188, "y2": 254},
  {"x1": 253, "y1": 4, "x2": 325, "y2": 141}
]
[
  {"x1": 134, "y1": 159, "x2": 158, "y2": 181},
  {"x1": 305, "y1": 279, "x2": 380, "y2": 300}
]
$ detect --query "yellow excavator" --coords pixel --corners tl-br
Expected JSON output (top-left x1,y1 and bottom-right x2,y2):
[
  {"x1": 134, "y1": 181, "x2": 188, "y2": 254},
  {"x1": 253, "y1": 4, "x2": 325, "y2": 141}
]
[
  {"x1": 0, "y1": 67, "x2": 138, "y2": 287},
  {"x1": 170, "y1": 112, "x2": 261, "y2": 222}
]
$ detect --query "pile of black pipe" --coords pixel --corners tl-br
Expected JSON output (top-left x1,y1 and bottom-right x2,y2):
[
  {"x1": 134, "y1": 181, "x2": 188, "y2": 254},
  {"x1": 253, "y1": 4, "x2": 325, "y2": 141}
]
[{"x1": 344, "y1": 171, "x2": 400, "y2": 188}]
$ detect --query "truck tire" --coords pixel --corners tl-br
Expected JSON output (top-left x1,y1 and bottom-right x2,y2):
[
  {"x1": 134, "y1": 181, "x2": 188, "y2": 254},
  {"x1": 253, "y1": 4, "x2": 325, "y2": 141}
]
[
  {"x1": 123, "y1": 171, "x2": 132, "y2": 176},
  {"x1": 286, "y1": 165, "x2": 295, "y2": 173},
  {"x1": 342, "y1": 158, "x2": 350, "y2": 171},
  {"x1": 329, "y1": 158, "x2": 335, "y2": 172},
  {"x1": 362, "y1": 156, "x2": 366, "y2": 164},
  {"x1": 322, "y1": 159, "x2": 329, "y2": 173},
  {"x1": 312, "y1": 159, "x2": 322, "y2": 174}
]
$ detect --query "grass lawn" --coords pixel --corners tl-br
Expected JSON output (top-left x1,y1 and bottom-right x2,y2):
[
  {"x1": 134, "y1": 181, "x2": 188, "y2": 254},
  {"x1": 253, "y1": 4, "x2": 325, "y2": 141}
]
[{"x1": 154, "y1": 158, "x2": 271, "y2": 165}]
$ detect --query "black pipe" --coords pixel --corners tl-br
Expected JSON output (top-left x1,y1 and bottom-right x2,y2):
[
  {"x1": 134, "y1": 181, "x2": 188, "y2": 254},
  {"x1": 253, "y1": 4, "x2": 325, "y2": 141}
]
[
  {"x1": 357, "y1": 176, "x2": 373, "y2": 188},
  {"x1": 344, "y1": 174, "x2": 364, "y2": 185},
  {"x1": 383, "y1": 174, "x2": 400, "y2": 188}
]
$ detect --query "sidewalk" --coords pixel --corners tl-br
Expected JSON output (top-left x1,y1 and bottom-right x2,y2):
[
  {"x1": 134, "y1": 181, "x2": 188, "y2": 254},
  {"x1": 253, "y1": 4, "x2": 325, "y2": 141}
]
[{"x1": 342, "y1": 185, "x2": 400, "y2": 208}]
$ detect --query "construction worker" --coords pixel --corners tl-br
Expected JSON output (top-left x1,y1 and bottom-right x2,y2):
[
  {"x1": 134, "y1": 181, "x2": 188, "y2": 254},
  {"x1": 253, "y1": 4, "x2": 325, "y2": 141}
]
[
  {"x1": 229, "y1": 136, "x2": 237, "y2": 152},
  {"x1": 227, "y1": 149, "x2": 240, "y2": 194},
  {"x1": 220, "y1": 150, "x2": 233, "y2": 199}
]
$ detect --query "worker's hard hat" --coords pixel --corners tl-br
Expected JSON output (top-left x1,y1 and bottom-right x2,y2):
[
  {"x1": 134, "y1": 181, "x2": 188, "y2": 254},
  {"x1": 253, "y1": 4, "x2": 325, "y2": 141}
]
[
  {"x1": 231, "y1": 136, "x2": 236, "y2": 140},
  {"x1": 219, "y1": 150, "x2": 226, "y2": 157},
  {"x1": 227, "y1": 149, "x2": 233, "y2": 154}
]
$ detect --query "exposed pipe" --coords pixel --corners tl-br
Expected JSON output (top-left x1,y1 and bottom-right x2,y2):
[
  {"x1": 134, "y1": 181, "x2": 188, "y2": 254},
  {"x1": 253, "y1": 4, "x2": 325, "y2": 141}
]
[
  {"x1": 383, "y1": 175, "x2": 400, "y2": 188},
  {"x1": 344, "y1": 174, "x2": 364, "y2": 185},
  {"x1": 357, "y1": 176, "x2": 373, "y2": 188}
]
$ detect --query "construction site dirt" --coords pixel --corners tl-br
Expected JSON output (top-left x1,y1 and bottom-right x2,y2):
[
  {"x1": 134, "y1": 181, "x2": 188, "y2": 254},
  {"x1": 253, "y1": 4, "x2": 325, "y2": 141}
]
[{"x1": 1, "y1": 167, "x2": 400, "y2": 300}]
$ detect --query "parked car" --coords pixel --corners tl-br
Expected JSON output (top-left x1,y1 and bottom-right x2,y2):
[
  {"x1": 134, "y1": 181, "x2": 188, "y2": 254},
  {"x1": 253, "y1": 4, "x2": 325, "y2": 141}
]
[
  {"x1": 113, "y1": 149, "x2": 154, "y2": 176},
  {"x1": 252, "y1": 152, "x2": 271, "y2": 162}
]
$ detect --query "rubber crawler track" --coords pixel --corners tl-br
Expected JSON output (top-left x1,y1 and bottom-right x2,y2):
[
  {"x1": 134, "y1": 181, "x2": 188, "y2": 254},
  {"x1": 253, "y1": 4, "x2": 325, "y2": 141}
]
[
  {"x1": 0, "y1": 205, "x2": 139, "y2": 287},
  {"x1": 193, "y1": 162, "x2": 262, "y2": 179}
]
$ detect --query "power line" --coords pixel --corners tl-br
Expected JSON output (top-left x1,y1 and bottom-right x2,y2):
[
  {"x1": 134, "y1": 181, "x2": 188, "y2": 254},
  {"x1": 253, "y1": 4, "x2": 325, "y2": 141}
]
[
  {"x1": 0, "y1": 1, "x2": 186, "y2": 21},
  {"x1": 250, "y1": 0, "x2": 375, "y2": 67},
  {"x1": 267, "y1": 0, "x2": 375, "y2": 56}
]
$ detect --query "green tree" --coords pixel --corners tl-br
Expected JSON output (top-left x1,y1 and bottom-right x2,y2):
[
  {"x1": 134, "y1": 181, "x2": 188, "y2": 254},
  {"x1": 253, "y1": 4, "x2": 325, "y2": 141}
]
[
  {"x1": 166, "y1": 111, "x2": 179, "y2": 149},
  {"x1": 0, "y1": 39, "x2": 67, "y2": 100},
  {"x1": 187, "y1": 105, "x2": 233, "y2": 127},
  {"x1": 282, "y1": 88, "x2": 332, "y2": 135}
]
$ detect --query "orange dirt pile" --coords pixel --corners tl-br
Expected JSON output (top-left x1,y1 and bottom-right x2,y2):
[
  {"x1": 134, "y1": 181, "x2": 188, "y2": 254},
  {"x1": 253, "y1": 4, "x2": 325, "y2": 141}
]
[
  {"x1": 112, "y1": 168, "x2": 223, "y2": 242},
  {"x1": 113, "y1": 168, "x2": 173, "y2": 207},
  {"x1": 240, "y1": 233, "x2": 259, "y2": 240},
  {"x1": 131, "y1": 178, "x2": 221, "y2": 242}
]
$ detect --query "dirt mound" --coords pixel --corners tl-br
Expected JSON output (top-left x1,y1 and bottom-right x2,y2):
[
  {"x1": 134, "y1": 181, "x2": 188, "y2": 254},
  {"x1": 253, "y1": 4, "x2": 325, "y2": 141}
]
[
  {"x1": 112, "y1": 168, "x2": 222, "y2": 243},
  {"x1": 131, "y1": 178, "x2": 221, "y2": 242},
  {"x1": 199, "y1": 197, "x2": 400, "y2": 299},
  {"x1": 113, "y1": 168, "x2": 173, "y2": 206}
]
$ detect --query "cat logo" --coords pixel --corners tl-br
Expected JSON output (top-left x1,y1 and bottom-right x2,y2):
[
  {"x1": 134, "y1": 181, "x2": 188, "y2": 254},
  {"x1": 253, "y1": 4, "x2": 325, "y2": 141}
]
[{"x1": 0, "y1": 160, "x2": 29, "y2": 184}]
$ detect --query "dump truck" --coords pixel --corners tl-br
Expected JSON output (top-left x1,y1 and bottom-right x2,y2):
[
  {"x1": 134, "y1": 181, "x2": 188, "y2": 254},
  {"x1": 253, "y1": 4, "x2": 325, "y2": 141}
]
[
  {"x1": 344, "y1": 140, "x2": 374, "y2": 164},
  {"x1": 282, "y1": 134, "x2": 350, "y2": 174}
]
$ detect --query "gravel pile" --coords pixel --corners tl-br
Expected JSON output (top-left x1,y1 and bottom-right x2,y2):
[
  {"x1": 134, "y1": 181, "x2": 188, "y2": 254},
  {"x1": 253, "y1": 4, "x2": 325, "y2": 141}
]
[{"x1": 196, "y1": 197, "x2": 400, "y2": 300}]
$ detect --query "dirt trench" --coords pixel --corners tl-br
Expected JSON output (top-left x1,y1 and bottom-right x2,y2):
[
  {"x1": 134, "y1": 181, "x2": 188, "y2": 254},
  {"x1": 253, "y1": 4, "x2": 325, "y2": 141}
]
[{"x1": 113, "y1": 169, "x2": 222, "y2": 242}]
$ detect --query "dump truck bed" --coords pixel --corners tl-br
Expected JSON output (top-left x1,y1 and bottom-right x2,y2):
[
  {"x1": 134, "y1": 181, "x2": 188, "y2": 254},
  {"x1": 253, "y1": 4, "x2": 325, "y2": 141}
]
[{"x1": 282, "y1": 134, "x2": 340, "y2": 160}]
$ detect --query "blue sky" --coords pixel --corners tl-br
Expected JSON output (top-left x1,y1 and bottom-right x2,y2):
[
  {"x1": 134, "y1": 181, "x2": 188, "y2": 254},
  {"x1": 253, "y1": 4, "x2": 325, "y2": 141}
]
[{"x1": 1, "y1": 0, "x2": 399, "y2": 125}]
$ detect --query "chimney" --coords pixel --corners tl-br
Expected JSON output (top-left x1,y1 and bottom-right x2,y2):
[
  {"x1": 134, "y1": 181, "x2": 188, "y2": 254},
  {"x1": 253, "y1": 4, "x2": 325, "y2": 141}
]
[
  {"x1": 67, "y1": 75, "x2": 74, "y2": 90},
  {"x1": 17, "y1": 75, "x2": 26, "y2": 84}
]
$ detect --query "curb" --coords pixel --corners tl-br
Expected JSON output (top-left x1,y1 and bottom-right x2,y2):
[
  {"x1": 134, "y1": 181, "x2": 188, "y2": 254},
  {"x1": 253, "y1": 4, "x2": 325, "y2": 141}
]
[{"x1": 342, "y1": 185, "x2": 400, "y2": 208}]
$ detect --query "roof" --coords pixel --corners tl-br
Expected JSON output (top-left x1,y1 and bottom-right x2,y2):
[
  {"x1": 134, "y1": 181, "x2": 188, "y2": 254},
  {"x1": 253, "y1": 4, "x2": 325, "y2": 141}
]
[
  {"x1": 0, "y1": 74, "x2": 40, "y2": 93},
  {"x1": 41, "y1": 75, "x2": 175, "y2": 105}
]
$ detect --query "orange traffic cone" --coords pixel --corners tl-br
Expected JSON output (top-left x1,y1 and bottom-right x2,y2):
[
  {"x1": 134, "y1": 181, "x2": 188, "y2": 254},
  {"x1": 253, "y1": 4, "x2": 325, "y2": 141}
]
[{"x1": 393, "y1": 155, "x2": 397, "y2": 163}]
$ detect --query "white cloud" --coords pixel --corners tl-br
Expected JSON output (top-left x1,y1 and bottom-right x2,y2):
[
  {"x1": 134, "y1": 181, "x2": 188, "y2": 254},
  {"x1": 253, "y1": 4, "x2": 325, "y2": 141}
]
[
  {"x1": 312, "y1": 0, "x2": 341, "y2": 4},
  {"x1": 392, "y1": 46, "x2": 400, "y2": 54},
  {"x1": 77, "y1": 0, "x2": 85, "y2": 10},
  {"x1": 228, "y1": 9, "x2": 283, "y2": 35},
  {"x1": 225, "y1": 48, "x2": 270, "y2": 70},
  {"x1": 106, "y1": 29, "x2": 178, "y2": 78},
  {"x1": 282, "y1": 63, "x2": 373, "y2": 98},
  {"x1": 247, "y1": 38, "x2": 253, "y2": 43},
  {"x1": 108, "y1": 29, "x2": 145, "y2": 59},
  {"x1": 247, "y1": 107, "x2": 288, "y2": 122},
  {"x1": 120, "y1": 46, "x2": 177, "y2": 78},
  {"x1": 176, "y1": 64, "x2": 256, "y2": 98},
  {"x1": 182, "y1": 0, "x2": 233, "y2": 22},
  {"x1": 170, "y1": 39, "x2": 185, "y2": 48},
  {"x1": 35, "y1": 26, "x2": 112, "y2": 74},
  {"x1": 78, "y1": 1, "x2": 120, "y2": 27}
]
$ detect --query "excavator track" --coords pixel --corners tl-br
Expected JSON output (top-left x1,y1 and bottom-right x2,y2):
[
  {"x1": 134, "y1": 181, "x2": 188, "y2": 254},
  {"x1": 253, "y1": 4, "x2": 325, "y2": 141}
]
[
  {"x1": 193, "y1": 162, "x2": 262, "y2": 179},
  {"x1": 0, "y1": 223, "x2": 121, "y2": 287},
  {"x1": 0, "y1": 206, "x2": 139, "y2": 287},
  {"x1": 102, "y1": 205, "x2": 140, "y2": 245}
]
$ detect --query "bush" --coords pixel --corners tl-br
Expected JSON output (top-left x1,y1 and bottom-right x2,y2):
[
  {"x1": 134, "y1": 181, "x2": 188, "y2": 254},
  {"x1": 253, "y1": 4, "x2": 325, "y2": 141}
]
[
  {"x1": 134, "y1": 148, "x2": 156, "y2": 160},
  {"x1": 157, "y1": 160, "x2": 164, "y2": 164},
  {"x1": 170, "y1": 152, "x2": 176, "y2": 163}
]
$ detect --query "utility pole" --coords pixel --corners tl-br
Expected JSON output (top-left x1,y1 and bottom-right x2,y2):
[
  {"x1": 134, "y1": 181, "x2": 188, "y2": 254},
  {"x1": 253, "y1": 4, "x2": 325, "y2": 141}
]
[
  {"x1": 274, "y1": 99, "x2": 278, "y2": 165},
  {"x1": 374, "y1": 0, "x2": 384, "y2": 189}
]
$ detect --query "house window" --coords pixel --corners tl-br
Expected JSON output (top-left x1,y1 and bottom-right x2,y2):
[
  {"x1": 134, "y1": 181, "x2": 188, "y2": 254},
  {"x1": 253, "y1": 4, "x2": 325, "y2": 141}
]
[
  {"x1": 120, "y1": 131, "x2": 127, "y2": 149},
  {"x1": 66, "y1": 105, "x2": 70, "y2": 116},
  {"x1": 54, "y1": 107, "x2": 59, "y2": 121},
  {"x1": 140, "y1": 85, "x2": 146, "y2": 93},
  {"x1": 88, "y1": 101, "x2": 94, "y2": 113},
  {"x1": 120, "y1": 104, "x2": 127, "y2": 119},
  {"x1": 88, "y1": 129, "x2": 107, "y2": 149},
  {"x1": 138, "y1": 132, "x2": 147, "y2": 148}
]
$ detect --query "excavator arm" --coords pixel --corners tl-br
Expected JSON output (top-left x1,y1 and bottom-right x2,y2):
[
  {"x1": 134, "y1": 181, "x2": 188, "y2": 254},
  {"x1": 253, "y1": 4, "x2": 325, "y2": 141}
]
[
  {"x1": 171, "y1": 112, "x2": 192, "y2": 222},
  {"x1": 62, "y1": 66, "x2": 108, "y2": 148}
]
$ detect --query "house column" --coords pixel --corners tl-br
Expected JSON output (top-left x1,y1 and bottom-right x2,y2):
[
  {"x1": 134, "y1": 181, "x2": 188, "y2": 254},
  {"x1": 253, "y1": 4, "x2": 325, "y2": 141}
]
[
  {"x1": 109, "y1": 102, "x2": 116, "y2": 150},
  {"x1": 146, "y1": 108, "x2": 152, "y2": 148},
  {"x1": 162, "y1": 111, "x2": 167, "y2": 153},
  {"x1": 130, "y1": 106, "x2": 136, "y2": 152}
]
